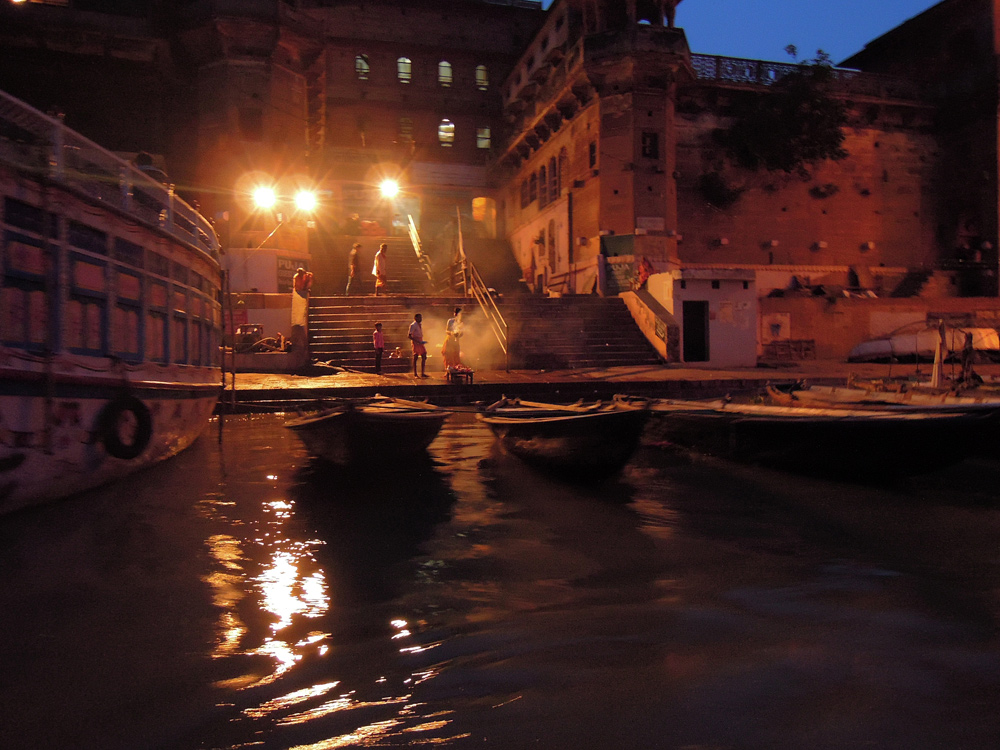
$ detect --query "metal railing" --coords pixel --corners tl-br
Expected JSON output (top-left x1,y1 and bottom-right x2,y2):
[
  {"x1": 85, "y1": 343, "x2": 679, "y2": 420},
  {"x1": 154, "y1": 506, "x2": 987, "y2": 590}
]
[
  {"x1": 0, "y1": 88, "x2": 220, "y2": 261},
  {"x1": 690, "y1": 53, "x2": 922, "y2": 100},
  {"x1": 407, "y1": 214, "x2": 435, "y2": 287},
  {"x1": 455, "y1": 208, "x2": 509, "y2": 371}
]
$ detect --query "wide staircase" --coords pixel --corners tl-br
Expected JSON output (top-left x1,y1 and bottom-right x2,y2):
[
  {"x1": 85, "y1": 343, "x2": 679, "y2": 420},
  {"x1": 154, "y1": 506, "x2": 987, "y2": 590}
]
[
  {"x1": 342, "y1": 236, "x2": 435, "y2": 297},
  {"x1": 309, "y1": 295, "x2": 472, "y2": 373},
  {"x1": 501, "y1": 296, "x2": 663, "y2": 370},
  {"x1": 308, "y1": 290, "x2": 663, "y2": 373}
]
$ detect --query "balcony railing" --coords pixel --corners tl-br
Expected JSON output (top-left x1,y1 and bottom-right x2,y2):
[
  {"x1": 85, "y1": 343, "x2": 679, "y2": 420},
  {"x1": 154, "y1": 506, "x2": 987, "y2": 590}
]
[{"x1": 691, "y1": 53, "x2": 923, "y2": 100}]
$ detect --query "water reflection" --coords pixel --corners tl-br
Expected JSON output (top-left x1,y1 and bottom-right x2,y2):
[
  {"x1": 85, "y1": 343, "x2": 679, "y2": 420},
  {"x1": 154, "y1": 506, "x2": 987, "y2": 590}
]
[{"x1": 4, "y1": 414, "x2": 1000, "y2": 750}]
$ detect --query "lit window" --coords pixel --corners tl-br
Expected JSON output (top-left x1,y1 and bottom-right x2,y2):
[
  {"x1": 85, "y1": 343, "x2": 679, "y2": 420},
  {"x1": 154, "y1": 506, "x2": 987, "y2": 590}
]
[
  {"x1": 475, "y1": 65, "x2": 489, "y2": 91},
  {"x1": 438, "y1": 119, "x2": 455, "y2": 147},
  {"x1": 476, "y1": 127, "x2": 491, "y2": 149},
  {"x1": 355, "y1": 54, "x2": 370, "y2": 80},
  {"x1": 397, "y1": 57, "x2": 412, "y2": 84},
  {"x1": 398, "y1": 117, "x2": 414, "y2": 143},
  {"x1": 438, "y1": 61, "x2": 453, "y2": 87}
]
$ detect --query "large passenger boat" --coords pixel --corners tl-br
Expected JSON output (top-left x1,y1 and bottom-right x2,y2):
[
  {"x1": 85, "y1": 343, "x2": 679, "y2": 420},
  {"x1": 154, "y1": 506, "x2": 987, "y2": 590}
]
[{"x1": 0, "y1": 89, "x2": 222, "y2": 514}]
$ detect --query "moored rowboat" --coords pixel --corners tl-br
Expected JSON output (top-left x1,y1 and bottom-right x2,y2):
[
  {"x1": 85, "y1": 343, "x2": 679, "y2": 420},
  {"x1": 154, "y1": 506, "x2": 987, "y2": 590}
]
[
  {"x1": 647, "y1": 398, "x2": 997, "y2": 478},
  {"x1": 285, "y1": 395, "x2": 449, "y2": 464},
  {"x1": 478, "y1": 396, "x2": 650, "y2": 479}
]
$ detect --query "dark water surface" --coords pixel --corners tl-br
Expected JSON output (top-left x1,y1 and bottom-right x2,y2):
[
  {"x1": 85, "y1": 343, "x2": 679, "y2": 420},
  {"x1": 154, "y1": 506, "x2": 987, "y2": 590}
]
[{"x1": 2, "y1": 413, "x2": 1000, "y2": 750}]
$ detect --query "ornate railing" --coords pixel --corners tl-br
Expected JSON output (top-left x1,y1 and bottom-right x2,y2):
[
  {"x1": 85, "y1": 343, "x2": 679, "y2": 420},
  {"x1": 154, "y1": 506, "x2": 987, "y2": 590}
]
[{"x1": 690, "y1": 53, "x2": 923, "y2": 100}]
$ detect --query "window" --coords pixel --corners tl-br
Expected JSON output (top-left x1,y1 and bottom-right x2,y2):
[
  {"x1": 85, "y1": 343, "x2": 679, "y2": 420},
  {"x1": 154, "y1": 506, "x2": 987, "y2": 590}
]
[
  {"x1": 438, "y1": 119, "x2": 455, "y2": 147},
  {"x1": 547, "y1": 219, "x2": 557, "y2": 272},
  {"x1": 398, "y1": 117, "x2": 414, "y2": 143},
  {"x1": 520, "y1": 181, "x2": 529, "y2": 209},
  {"x1": 397, "y1": 57, "x2": 412, "y2": 83},
  {"x1": 641, "y1": 131, "x2": 660, "y2": 160},
  {"x1": 438, "y1": 61, "x2": 453, "y2": 87},
  {"x1": 588, "y1": 141, "x2": 597, "y2": 168},
  {"x1": 355, "y1": 54, "x2": 370, "y2": 80},
  {"x1": 68, "y1": 221, "x2": 108, "y2": 255},
  {"x1": 528, "y1": 173, "x2": 538, "y2": 203},
  {"x1": 558, "y1": 148, "x2": 568, "y2": 195},
  {"x1": 549, "y1": 157, "x2": 558, "y2": 201},
  {"x1": 476, "y1": 127, "x2": 491, "y2": 149},
  {"x1": 538, "y1": 166, "x2": 548, "y2": 207},
  {"x1": 475, "y1": 65, "x2": 489, "y2": 91}
]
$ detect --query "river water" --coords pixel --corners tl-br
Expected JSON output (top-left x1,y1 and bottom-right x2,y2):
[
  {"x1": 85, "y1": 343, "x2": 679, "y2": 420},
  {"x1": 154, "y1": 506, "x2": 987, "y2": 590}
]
[{"x1": 1, "y1": 412, "x2": 999, "y2": 750}]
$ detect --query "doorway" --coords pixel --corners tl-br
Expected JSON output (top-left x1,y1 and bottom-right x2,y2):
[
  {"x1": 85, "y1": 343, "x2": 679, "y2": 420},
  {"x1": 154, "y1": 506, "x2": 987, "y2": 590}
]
[{"x1": 682, "y1": 300, "x2": 709, "y2": 362}]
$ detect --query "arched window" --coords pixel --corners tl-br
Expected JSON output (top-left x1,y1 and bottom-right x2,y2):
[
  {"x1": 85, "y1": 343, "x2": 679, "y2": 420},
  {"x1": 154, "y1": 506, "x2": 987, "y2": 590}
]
[
  {"x1": 547, "y1": 219, "x2": 557, "y2": 272},
  {"x1": 558, "y1": 148, "x2": 568, "y2": 195},
  {"x1": 355, "y1": 54, "x2": 370, "y2": 80},
  {"x1": 475, "y1": 64, "x2": 489, "y2": 91},
  {"x1": 538, "y1": 165, "x2": 548, "y2": 208},
  {"x1": 397, "y1": 57, "x2": 412, "y2": 84},
  {"x1": 548, "y1": 157, "x2": 558, "y2": 201},
  {"x1": 438, "y1": 119, "x2": 455, "y2": 147},
  {"x1": 438, "y1": 61, "x2": 453, "y2": 87}
]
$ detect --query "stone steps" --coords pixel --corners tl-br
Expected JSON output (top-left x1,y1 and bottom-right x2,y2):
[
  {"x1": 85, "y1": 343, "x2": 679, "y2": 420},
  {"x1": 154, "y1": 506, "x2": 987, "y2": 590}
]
[{"x1": 306, "y1": 292, "x2": 663, "y2": 372}]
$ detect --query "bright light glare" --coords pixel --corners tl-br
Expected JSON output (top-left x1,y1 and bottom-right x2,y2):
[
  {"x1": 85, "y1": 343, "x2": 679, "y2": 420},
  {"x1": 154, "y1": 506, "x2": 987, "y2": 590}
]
[
  {"x1": 253, "y1": 187, "x2": 277, "y2": 210},
  {"x1": 380, "y1": 179, "x2": 400, "y2": 199},
  {"x1": 295, "y1": 190, "x2": 318, "y2": 212}
]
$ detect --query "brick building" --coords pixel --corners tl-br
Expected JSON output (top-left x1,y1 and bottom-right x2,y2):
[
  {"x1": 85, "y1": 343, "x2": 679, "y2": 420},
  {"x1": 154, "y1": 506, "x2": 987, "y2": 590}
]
[{"x1": 2, "y1": 0, "x2": 997, "y2": 361}]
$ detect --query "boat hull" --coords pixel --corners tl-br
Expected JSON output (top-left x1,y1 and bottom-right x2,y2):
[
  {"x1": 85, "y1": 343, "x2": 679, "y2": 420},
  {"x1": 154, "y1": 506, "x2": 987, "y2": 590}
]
[
  {"x1": 286, "y1": 399, "x2": 449, "y2": 464},
  {"x1": 648, "y1": 400, "x2": 997, "y2": 478},
  {"x1": 479, "y1": 402, "x2": 649, "y2": 479},
  {"x1": 0, "y1": 368, "x2": 219, "y2": 514}
]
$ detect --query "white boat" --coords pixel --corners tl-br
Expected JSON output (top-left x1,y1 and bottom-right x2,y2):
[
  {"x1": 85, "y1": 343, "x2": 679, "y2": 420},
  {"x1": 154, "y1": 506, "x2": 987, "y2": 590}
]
[
  {"x1": 0, "y1": 89, "x2": 222, "y2": 514},
  {"x1": 768, "y1": 383, "x2": 1000, "y2": 413},
  {"x1": 286, "y1": 395, "x2": 449, "y2": 464},
  {"x1": 847, "y1": 322, "x2": 1000, "y2": 363}
]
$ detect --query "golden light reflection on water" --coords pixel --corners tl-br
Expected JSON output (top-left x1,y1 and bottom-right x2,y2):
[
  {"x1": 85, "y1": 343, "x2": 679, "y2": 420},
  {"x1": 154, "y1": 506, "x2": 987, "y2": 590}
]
[
  {"x1": 203, "y1": 496, "x2": 331, "y2": 687},
  {"x1": 196, "y1": 431, "x2": 476, "y2": 747}
]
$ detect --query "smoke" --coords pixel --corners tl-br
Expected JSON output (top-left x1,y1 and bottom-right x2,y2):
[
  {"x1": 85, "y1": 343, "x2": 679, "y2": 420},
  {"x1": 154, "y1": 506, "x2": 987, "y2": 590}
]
[{"x1": 384, "y1": 306, "x2": 505, "y2": 371}]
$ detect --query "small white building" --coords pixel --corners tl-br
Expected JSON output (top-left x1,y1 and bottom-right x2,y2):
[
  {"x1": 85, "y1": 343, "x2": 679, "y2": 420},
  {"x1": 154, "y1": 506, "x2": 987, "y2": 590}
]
[{"x1": 647, "y1": 269, "x2": 758, "y2": 368}]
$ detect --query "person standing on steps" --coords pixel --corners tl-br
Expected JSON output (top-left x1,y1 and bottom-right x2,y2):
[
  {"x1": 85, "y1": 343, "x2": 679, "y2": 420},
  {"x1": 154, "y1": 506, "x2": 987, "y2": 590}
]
[
  {"x1": 372, "y1": 243, "x2": 387, "y2": 296},
  {"x1": 372, "y1": 321, "x2": 384, "y2": 375},
  {"x1": 345, "y1": 243, "x2": 362, "y2": 295},
  {"x1": 442, "y1": 306, "x2": 463, "y2": 370},
  {"x1": 408, "y1": 313, "x2": 428, "y2": 378}
]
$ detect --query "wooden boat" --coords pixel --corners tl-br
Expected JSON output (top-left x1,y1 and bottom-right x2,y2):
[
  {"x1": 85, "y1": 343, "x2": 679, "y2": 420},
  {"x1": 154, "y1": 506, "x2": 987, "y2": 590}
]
[
  {"x1": 0, "y1": 89, "x2": 222, "y2": 514},
  {"x1": 647, "y1": 398, "x2": 998, "y2": 478},
  {"x1": 285, "y1": 395, "x2": 449, "y2": 464},
  {"x1": 478, "y1": 396, "x2": 650, "y2": 479},
  {"x1": 767, "y1": 383, "x2": 1000, "y2": 414}
]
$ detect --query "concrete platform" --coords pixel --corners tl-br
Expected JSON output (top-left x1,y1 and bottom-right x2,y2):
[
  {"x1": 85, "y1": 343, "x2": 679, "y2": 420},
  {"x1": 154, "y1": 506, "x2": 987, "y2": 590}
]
[{"x1": 219, "y1": 360, "x2": 1000, "y2": 412}]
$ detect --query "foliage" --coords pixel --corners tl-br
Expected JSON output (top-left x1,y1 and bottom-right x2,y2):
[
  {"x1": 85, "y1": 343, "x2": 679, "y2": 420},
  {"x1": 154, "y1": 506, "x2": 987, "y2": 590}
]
[
  {"x1": 697, "y1": 171, "x2": 744, "y2": 209},
  {"x1": 715, "y1": 51, "x2": 849, "y2": 176}
]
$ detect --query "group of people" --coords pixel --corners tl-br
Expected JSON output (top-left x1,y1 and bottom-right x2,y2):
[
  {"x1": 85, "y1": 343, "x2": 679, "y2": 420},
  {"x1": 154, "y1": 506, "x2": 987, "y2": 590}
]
[
  {"x1": 372, "y1": 307, "x2": 463, "y2": 377},
  {"x1": 346, "y1": 242, "x2": 388, "y2": 296}
]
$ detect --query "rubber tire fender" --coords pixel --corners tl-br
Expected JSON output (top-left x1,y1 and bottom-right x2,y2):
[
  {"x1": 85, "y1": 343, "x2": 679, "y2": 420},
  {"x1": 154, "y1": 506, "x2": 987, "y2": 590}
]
[{"x1": 97, "y1": 395, "x2": 153, "y2": 460}]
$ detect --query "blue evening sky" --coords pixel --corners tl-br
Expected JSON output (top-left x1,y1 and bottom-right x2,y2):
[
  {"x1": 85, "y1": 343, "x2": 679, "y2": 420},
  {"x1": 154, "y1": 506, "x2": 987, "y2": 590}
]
[{"x1": 540, "y1": 1, "x2": 943, "y2": 65}]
